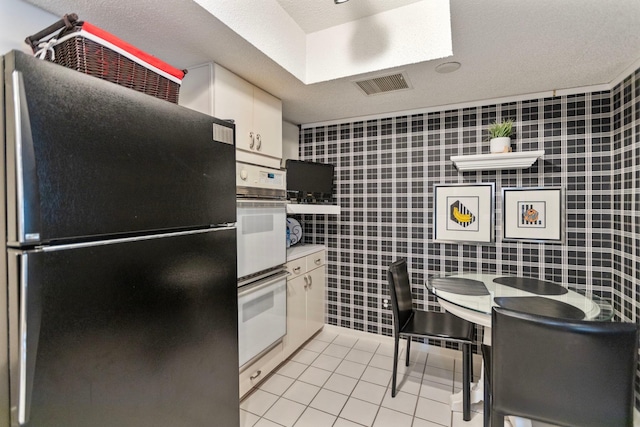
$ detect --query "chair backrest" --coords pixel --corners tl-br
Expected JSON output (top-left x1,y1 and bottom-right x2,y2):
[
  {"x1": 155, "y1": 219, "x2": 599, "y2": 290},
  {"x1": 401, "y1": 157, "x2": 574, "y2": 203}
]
[
  {"x1": 387, "y1": 259, "x2": 414, "y2": 335},
  {"x1": 491, "y1": 306, "x2": 639, "y2": 427}
]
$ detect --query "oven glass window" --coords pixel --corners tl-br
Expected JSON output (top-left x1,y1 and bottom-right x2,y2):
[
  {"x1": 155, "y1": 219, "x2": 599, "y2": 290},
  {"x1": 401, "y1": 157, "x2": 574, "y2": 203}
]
[
  {"x1": 242, "y1": 214, "x2": 274, "y2": 234},
  {"x1": 242, "y1": 291, "x2": 274, "y2": 322}
]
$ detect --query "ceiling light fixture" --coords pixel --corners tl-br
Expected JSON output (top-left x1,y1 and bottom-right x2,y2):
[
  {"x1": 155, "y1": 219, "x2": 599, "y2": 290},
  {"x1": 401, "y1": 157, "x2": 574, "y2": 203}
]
[
  {"x1": 435, "y1": 61, "x2": 461, "y2": 74},
  {"x1": 335, "y1": 0, "x2": 350, "y2": 4}
]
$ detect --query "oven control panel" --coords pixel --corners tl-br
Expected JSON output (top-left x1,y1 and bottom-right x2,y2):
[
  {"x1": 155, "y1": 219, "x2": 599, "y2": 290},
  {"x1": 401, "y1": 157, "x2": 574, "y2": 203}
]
[{"x1": 237, "y1": 162, "x2": 286, "y2": 196}]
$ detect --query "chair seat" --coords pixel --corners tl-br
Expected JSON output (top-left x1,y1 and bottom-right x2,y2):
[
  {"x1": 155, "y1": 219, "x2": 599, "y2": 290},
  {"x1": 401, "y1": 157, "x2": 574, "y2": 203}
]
[
  {"x1": 387, "y1": 259, "x2": 475, "y2": 421},
  {"x1": 401, "y1": 309, "x2": 474, "y2": 343}
]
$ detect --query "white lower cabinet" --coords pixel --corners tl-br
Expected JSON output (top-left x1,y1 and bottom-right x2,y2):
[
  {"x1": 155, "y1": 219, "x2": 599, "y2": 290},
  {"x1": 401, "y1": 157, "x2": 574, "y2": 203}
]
[{"x1": 282, "y1": 249, "x2": 326, "y2": 360}]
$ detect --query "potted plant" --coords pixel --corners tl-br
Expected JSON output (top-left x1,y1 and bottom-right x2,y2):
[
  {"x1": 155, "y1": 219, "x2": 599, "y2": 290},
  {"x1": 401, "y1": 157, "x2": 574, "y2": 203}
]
[{"x1": 487, "y1": 119, "x2": 514, "y2": 153}]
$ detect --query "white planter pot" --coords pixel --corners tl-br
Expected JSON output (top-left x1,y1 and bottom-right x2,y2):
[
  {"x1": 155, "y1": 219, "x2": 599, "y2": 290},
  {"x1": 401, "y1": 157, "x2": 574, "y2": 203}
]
[{"x1": 490, "y1": 137, "x2": 511, "y2": 153}]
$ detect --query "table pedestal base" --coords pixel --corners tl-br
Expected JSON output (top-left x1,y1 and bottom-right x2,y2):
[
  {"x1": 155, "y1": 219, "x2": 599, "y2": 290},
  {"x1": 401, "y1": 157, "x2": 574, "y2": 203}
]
[{"x1": 449, "y1": 381, "x2": 483, "y2": 413}]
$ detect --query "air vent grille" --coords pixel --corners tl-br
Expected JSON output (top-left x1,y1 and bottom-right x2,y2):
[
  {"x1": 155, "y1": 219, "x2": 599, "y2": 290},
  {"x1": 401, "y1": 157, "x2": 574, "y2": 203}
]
[{"x1": 354, "y1": 73, "x2": 411, "y2": 96}]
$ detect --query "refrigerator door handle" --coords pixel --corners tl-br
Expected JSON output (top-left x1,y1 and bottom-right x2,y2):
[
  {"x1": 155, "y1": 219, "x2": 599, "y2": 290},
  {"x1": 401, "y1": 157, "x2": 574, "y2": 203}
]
[
  {"x1": 9, "y1": 71, "x2": 41, "y2": 245},
  {"x1": 8, "y1": 253, "x2": 39, "y2": 426}
]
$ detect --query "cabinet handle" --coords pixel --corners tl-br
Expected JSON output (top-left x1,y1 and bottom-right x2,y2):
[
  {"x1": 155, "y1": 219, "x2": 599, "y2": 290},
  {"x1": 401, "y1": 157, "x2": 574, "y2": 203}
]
[
  {"x1": 293, "y1": 266, "x2": 301, "y2": 274},
  {"x1": 256, "y1": 134, "x2": 262, "y2": 151},
  {"x1": 308, "y1": 275, "x2": 313, "y2": 286},
  {"x1": 250, "y1": 370, "x2": 262, "y2": 380},
  {"x1": 303, "y1": 275, "x2": 309, "y2": 288},
  {"x1": 249, "y1": 132, "x2": 255, "y2": 149},
  {"x1": 314, "y1": 258, "x2": 321, "y2": 265}
]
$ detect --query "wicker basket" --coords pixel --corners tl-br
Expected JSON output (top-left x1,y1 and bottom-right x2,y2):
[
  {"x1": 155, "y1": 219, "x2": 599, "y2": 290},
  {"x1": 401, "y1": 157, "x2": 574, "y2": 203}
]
[{"x1": 26, "y1": 14, "x2": 186, "y2": 103}]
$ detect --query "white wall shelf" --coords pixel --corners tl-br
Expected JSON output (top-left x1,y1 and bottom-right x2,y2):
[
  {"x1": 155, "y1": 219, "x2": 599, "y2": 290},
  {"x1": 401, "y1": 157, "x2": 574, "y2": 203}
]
[
  {"x1": 286, "y1": 204, "x2": 340, "y2": 215},
  {"x1": 450, "y1": 150, "x2": 545, "y2": 171}
]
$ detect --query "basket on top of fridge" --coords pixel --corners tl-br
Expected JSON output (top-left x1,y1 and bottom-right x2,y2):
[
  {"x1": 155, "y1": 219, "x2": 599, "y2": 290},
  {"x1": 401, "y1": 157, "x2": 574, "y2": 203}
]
[{"x1": 25, "y1": 13, "x2": 187, "y2": 104}]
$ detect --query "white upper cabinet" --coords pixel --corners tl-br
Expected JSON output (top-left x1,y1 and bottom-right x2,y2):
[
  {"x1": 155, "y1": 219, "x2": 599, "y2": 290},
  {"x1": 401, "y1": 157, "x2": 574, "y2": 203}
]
[
  {"x1": 179, "y1": 63, "x2": 282, "y2": 169},
  {"x1": 251, "y1": 85, "x2": 282, "y2": 160},
  {"x1": 179, "y1": 62, "x2": 215, "y2": 116}
]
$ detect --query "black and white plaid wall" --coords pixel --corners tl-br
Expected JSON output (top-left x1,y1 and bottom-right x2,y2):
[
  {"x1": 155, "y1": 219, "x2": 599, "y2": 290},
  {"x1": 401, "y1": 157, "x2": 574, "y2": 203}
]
[
  {"x1": 296, "y1": 66, "x2": 639, "y2": 405},
  {"x1": 297, "y1": 67, "x2": 638, "y2": 336},
  {"x1": 297, "y1": 64, "x2": 640, "y2": 405}
]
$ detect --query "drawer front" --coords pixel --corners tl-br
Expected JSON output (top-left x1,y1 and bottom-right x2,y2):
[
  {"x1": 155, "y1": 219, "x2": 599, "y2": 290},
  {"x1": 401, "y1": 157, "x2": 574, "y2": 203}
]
[
  {"x1": 306, "y1": 251, "x2": 325, "y2": 270},
  {"x1": 285, "y1": 257, "x2": 307, "y2": 277},
  {"x1": 239, "y1": 342, "x2": 283, "y2": 399}
]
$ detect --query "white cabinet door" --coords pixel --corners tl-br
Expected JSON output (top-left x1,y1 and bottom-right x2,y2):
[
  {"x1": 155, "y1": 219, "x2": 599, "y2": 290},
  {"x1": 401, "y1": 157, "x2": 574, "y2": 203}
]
[
  {"x1": 213, "y1": 64, "x2": 253, "y2": 152},
  {"x1": 282, "y1": 249, "x2": 326, "y2": 357},
  {"x1": 283, "y1": 275, "x2": 308, "y2": 360},
  {"x1": 178, "y1": 63, "x2": 213, "y2": 115},
  {"x1": 306, "y1": 266, "x2": 325, "y2": 336},
  {"x1": 253, "y1": 86, "x2": 283, "y2": 160}
]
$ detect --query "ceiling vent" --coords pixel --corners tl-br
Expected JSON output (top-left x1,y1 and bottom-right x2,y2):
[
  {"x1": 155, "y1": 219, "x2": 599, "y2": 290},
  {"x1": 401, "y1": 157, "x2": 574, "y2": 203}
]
[{"x1": 353, "y1": 72, "x2": 412, "y2": 96}]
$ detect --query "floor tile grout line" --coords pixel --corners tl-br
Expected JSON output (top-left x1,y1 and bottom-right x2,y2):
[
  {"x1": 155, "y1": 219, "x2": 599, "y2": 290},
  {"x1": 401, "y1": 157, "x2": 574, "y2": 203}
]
[
  {"x1": 243, "y1": 332, "x2": 465, "y2": 427},
  {"x1": 308, "y1": 335, "x2": 389, "y2": 426},
  {"x1": 247, "y1": 333, "x2": 371, "y2": 425}
]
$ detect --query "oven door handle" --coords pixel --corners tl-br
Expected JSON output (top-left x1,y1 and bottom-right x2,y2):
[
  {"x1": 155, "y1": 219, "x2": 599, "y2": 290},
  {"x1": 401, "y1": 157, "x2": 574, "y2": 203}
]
[
  {"x1": 238, "y1": 271, "x2": 290, "y2": 297},
  {"x1": 236, "y1": 199, "x2": 288, "y2": 206}
]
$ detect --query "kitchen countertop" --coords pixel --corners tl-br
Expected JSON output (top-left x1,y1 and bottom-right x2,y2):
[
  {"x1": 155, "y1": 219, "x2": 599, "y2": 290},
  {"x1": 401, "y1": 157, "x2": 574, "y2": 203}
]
[{"x1": 286, "y1": 244, "x2": 326, "y2": 261}]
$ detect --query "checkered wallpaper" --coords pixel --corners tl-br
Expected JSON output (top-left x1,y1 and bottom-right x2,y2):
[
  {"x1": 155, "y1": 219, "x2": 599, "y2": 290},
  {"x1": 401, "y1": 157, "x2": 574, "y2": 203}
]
[
  {"x1": 294, "y1": 76, "x2": 638, "y2": 331},
  {"x1": 611, "y1": 69, "x2": 640, "y2": 324},
  {"x1": 295, "y1": 66, "x2": 639, "y2": 403}
]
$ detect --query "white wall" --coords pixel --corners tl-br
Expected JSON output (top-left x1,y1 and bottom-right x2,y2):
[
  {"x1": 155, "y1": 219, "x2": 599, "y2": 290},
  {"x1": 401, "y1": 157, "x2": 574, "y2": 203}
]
[
  {"x1": 1, "y1": 0, "x2": 57, "y2": 56},
  {"x1": 281, "y1": 120, "x2": 299, "y2": 168}
]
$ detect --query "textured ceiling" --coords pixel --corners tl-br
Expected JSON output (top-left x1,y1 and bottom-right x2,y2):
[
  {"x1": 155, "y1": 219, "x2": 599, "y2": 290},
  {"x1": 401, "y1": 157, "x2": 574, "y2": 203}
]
[
  {"x1": 274, "y1": 0, "x2": 424, "y2": 33},
  {"x1": 22, "y1": 0, "x2": 640, "y2": 125}
]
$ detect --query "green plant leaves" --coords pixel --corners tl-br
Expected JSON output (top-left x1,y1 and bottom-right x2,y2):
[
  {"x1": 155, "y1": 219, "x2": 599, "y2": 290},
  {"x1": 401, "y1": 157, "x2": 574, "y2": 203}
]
[{"x1": 487, "y1": 119, "x2": 514, "y2": 138}]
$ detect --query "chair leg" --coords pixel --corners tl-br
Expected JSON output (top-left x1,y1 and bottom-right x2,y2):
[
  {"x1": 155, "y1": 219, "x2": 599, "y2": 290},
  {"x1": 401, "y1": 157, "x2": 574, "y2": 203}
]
[
  {"x1": 405, "y1": 337, "x2": 411, "y2": 366},
  {"x1": 483, "y1": 363, "x2": 490, "y2": 427},
  {"x1": 392, "y1": 334, "x2": 399, "y2": 397},
  {"x1": 468, "y1": 342, "x2": 473, "y2": 381},
  {"x1": 462, "y1": 342, "x2": 471, "y2": 421},
  {"x1": 491, "y1": 410, "x2": 504, "y2": 427}
]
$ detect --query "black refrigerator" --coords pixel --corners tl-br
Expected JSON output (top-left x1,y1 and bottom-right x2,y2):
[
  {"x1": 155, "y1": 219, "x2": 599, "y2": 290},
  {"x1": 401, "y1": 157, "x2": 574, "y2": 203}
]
[{"x1": 0, "y1": 50, "x2": 239, "y2": 426}]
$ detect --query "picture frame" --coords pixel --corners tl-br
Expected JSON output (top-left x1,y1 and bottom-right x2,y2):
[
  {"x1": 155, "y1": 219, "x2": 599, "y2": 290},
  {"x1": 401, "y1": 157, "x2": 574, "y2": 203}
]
[
  {"x1": 433, "y1": 183, "x2": 495, "y2": 243},
  {"x1": 502, "y1": 187, "x2": 564, "y2": 243}
]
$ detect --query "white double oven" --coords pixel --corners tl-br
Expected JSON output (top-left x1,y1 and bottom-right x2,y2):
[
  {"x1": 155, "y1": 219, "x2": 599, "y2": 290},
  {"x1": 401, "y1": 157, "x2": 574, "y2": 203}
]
[{"x1": 236, "y1": 162, "x2": 288, "y2": 368}]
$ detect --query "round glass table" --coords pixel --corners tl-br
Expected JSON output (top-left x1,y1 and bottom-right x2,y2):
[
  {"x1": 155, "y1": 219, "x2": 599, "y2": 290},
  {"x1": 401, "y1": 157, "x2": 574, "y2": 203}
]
[
  {"x1": 426, "y1": 273, "x2": 614, "y2": 328},
  {"x1": 425, "y1": 273, "x2": 615, "y2": 426}
]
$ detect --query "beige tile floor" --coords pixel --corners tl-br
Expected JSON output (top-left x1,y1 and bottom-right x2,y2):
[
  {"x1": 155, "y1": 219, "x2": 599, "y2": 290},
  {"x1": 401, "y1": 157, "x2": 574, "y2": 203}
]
[{"x1": 240, "y1": 326, "x2": 484, "y2": 427}]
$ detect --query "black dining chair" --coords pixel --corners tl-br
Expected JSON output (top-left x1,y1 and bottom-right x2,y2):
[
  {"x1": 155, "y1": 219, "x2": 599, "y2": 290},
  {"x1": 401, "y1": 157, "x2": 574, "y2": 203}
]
[
  {"x1": 387, "y1": 259, "x2": 475, "y2": 421},
  {"x1": 481, "y1": 343, "x2": 491, "y2": 427},
  {"x1": 484, "y1": 306, "x2": 639, "y2": 427}
]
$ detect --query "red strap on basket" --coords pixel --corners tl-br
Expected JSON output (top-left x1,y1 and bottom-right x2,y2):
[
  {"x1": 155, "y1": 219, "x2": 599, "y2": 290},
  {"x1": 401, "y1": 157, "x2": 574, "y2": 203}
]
[{"x1": 81, "y1": 22, "x2": 185, "y2": 81}]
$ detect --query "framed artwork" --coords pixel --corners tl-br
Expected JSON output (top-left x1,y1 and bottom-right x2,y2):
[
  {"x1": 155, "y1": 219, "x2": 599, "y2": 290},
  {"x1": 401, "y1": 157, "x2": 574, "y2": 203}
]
[
  {"x1": 502, "y1": 187, "x2": 564, "y2": 243},
  {"x1": 433, "y1": 183, "x2": 495, "y2": 243}
]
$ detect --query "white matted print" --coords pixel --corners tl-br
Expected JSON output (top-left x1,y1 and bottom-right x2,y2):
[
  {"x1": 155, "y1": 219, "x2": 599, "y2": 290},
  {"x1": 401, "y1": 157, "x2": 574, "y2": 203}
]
[
  {"x1": 434, "y1": 183, "x2": 495, "y2": 243},
  {"x1": 502, "y1": 187, "x2": 564, "y2": 243}
]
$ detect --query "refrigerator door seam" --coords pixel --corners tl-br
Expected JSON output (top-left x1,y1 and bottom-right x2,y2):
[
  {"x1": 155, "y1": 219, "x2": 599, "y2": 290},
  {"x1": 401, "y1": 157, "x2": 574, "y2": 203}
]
[{"x1": 30, "y1": 225, "x2": 237, "y2": 252}]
